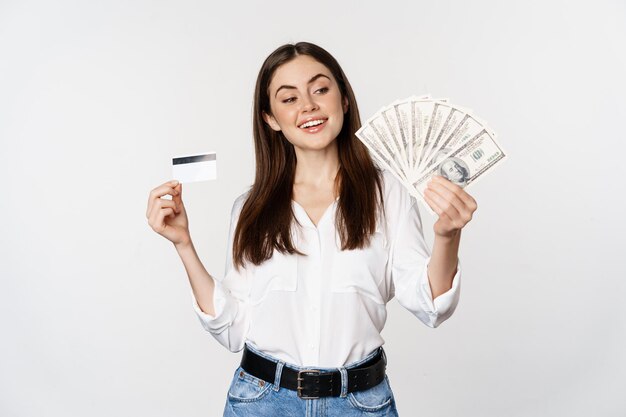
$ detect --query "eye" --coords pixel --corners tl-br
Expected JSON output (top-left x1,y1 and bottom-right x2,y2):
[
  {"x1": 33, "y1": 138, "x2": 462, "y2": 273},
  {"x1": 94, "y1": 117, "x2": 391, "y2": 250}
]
[
  {"x1": 315, "y1": 87, "x2": 329, "y2": 94},
  {"x1": 282, "y1": 97, "x2": 296, "y2": 104}
]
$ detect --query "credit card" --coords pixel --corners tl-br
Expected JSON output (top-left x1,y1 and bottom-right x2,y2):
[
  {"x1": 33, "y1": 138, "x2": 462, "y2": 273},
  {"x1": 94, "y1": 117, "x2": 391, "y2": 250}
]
[{"x1": 172, "y1": 152, "x2": 217, "y2": 183}]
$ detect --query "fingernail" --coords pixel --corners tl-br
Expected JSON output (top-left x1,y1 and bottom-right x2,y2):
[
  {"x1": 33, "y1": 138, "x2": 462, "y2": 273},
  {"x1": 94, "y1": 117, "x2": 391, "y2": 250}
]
[{"x1": 171, "y1": 180, "x2": 179, "y2": 186}]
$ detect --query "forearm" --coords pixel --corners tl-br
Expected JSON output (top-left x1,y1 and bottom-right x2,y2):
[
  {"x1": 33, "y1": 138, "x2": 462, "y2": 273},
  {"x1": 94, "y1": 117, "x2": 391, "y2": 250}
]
[
  {"x1": 427, "y1": 229, "x2": 461, "y2": 299},
  {"x1": 175, "y1": 240, "x2": 216, "y2": 316}
]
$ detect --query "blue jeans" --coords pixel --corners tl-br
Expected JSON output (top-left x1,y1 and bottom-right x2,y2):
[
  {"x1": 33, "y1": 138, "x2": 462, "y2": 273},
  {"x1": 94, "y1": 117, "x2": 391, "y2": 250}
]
[{"x1": 223, "y1": 343, "x2": 400, "y2": 416}]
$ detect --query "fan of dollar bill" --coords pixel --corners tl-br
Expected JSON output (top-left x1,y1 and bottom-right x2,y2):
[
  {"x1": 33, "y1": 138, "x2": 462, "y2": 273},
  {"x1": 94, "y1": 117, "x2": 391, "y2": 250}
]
[{"x1": 356, "y1": 95, "x2": 507, "y2": 214}]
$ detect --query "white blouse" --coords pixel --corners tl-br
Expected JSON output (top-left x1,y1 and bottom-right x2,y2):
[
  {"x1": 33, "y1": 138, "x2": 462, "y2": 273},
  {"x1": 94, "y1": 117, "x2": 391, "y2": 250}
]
[{"x1": 192, "y1": 170, "x2": 461, "y2": 368}]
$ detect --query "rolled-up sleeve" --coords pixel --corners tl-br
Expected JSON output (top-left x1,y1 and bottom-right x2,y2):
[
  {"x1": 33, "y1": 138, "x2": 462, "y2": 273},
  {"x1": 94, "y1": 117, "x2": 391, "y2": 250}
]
[
  {"x1": 390, "y1": 196, "x2": 461, "y2": 328},
  {"x1": 191, "y1": 193, "x2": 251, "y2": 352}
]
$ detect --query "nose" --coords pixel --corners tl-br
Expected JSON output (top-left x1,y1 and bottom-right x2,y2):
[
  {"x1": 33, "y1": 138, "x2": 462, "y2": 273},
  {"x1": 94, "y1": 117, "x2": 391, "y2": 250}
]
[{"x1": 300, "y1": 94, "x2": 318, "y2": 112}]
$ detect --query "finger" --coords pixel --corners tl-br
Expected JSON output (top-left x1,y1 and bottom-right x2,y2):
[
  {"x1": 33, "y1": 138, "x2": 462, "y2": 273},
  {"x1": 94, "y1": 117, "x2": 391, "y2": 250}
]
[
  {"x1": 146, "y1": 180, "x2": 180, "y2": 218},
  {"x1": 147, "y1": 198, "x2": 180, "y2": 222},
  {"x1": 431, "y1": 176, "x2": 477, "y2": 212},
  {"x1": 163, "y1": 207, "x2": 176, "y2": 219},
  {"x1": 424, "y1": 191, "x2": 461, "y2": 231},
  {"x1": 157, "y1": 208, "x2": 176, "y2": 230},
  {"x1": 147, "y1": 183, "x2": 178, "y2": 218},
  {"x1": 430, "y1": 177, "x2": 477, "y2": 224},
  {"x1": 150, "y1": 207, "x2": 175, "y2": 233},
  {"x1": 422, "y1": 190, "x2": 444, "y2": 216},
  {"x1": 426, "y1": 187, "x2": 472, "y2": 230},
  {"x1": 424, "y1": 186, "x2": 462, "y2": 221},
  {"x1": 148, "y1": 199, "x2": 179, "y2": 227},
  {"x1": 156, "y1": 198, "x2": 180, "y2": 213},
  {"x1": 426, "y1": 180, "x2": 467, "y2": 216}
]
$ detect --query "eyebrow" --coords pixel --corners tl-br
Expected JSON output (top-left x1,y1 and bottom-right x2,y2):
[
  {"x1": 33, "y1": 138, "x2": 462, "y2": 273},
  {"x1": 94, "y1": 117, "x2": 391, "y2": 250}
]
[{"x1": 274, "y1": 73, "x2": 331, "y2": 98}]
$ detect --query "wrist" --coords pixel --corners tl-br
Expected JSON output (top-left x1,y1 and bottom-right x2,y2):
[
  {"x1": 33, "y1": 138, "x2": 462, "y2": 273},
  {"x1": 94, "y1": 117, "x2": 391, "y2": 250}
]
[
  {"x1": 174, "y1": 236, "x2": 193, "y2": 252},
  {"x1": 434, "y1": 228, "x2": 461, "y2": 242}
]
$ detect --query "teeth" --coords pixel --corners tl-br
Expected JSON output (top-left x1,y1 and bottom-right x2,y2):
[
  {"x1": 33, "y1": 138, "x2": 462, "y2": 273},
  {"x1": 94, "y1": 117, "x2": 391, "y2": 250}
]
[{"x1": 300, "y1": 119, "x2": 325, "y2": 128}]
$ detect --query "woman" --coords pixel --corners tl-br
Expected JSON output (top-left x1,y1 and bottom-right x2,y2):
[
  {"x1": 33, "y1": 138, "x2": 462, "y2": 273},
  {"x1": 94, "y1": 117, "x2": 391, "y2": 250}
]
[{"x1": 146, "y1": 42, "x2": 477, "y2": 416}]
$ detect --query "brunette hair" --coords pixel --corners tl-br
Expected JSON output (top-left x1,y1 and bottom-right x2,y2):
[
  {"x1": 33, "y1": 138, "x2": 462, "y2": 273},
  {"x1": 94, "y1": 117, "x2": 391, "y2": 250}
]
[{"x1": 233, "y1": 42, "x2": 384, "y2": 268}]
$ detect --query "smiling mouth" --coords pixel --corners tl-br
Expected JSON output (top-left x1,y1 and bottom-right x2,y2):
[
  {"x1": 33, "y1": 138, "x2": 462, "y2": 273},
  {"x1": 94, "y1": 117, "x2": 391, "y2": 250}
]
[{"x1": 298, "y1": 119, "x2": 327, "y2": 129}]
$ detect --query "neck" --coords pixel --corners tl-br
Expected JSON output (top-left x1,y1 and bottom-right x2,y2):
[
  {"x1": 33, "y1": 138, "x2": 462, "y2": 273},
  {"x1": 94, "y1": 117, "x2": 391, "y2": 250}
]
[{"x1": 293, "y1": 142, "x2": 340, "y2": 187}]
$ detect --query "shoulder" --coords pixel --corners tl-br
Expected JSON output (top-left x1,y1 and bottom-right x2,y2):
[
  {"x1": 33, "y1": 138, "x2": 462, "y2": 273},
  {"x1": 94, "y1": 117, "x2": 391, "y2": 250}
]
[{"x1": 229, "y1": 189, "x2": 251, "y2": 221}]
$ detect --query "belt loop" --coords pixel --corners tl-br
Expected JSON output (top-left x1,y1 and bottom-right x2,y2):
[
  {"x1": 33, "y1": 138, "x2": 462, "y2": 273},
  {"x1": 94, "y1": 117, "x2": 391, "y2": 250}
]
[
  {"x1": 339, "y1": 366, "x2": 348, "y2": 398},
  {"x1": 273, "y1": 360, "x2": 284, "y2": 392}
]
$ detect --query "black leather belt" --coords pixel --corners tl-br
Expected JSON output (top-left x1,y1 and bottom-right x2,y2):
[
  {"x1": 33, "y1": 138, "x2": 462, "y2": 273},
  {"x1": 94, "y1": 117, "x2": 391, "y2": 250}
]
[{"x1": 240, "y1": 345, "x2": 387, "y2": 399}]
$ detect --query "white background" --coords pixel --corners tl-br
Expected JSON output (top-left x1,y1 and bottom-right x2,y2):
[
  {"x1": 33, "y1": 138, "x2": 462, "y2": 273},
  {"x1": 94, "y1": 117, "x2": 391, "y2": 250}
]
[{"x1": 1, "y1": 0, "x2": 625, "y2": 416}]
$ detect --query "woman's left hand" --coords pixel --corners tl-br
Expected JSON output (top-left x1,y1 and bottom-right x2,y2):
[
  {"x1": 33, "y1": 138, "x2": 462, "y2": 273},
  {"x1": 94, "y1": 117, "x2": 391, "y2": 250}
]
[{"x1": 423, "y1": 175, "x2": 478, "y2": 239}]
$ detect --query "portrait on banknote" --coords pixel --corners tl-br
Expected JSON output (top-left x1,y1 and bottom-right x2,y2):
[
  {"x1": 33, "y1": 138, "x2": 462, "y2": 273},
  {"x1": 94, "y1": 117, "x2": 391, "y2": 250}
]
[{"x1": 439, "y1": 157, "x2": 470, "y2": 186}]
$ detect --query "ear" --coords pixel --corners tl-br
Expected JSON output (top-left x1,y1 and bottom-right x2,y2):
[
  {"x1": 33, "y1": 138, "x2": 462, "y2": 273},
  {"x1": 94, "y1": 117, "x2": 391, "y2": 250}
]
[
  {"x1": 342, "y1": 96, "x2": 349, "y2": 114},
  {"x1": 262, "y1": 111, "x2": 282, "y2": 132}
]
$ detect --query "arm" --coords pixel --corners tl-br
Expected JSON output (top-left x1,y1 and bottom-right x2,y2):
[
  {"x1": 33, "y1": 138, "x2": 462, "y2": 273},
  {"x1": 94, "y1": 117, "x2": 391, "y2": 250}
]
[
  {"x1": 188, "y1": 193, "x2": 251, "y2": 352},
  {"x1": 424, "y1": 175, "x2": 477, "y2": 300},
  {"x1": 147, "y1": 181, "x2": 250, "y2": 351},
  {"x1": 175, "y1": 240, "x2": 217, "y2": 316},
  {"x1": 147, "y1": 179, "x2": 220, "y2": 316},
  {"x1": 427, "y1": 231, "x2": 461, "y2": 299},
  {"x1": 390, "y1": 174, "x2": 474, "y2": 328}
]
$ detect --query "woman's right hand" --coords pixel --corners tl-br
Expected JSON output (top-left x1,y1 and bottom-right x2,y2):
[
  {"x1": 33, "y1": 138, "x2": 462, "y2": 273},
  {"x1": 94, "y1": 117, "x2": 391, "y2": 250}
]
[{"x1": 146, "y1": 180, "x2": 190, "y2": 246}]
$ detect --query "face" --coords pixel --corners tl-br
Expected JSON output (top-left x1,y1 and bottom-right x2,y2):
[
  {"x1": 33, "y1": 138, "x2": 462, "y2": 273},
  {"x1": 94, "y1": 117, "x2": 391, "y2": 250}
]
[
  {"x1": 263, "y1": 55, "x2": 348, "y2": 152},
  {"x1": 441, "y1": 160, "x2": 464, "y2": 182}
]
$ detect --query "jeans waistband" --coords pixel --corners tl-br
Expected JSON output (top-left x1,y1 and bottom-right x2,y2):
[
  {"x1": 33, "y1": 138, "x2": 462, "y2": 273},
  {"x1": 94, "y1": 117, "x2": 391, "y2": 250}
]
[{"x1": 241, "y1": 342, "x2": 387, "y2": 397}]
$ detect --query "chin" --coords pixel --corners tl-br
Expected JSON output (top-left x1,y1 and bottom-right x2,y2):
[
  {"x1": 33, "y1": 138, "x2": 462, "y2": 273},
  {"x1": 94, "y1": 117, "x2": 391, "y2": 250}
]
[{"x1": 289, "y1": 132, "x2": 339, "y2": 150}]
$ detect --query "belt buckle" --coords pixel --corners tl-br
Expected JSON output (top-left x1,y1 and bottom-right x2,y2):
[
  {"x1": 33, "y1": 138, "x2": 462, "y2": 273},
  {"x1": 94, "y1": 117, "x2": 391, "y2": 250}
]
[{"x1": 297, "y1": 369, "x2": 320, "y2": 399}]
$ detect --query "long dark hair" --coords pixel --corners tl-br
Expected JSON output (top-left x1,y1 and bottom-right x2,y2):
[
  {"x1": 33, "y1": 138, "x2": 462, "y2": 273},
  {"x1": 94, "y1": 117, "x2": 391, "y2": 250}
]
[{"x1": 233, "y1": 42, "x2": 384, "y2": 268}]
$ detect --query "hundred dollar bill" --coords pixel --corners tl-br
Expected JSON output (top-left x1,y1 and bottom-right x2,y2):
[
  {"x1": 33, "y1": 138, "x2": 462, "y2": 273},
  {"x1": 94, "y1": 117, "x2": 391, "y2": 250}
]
[
  {"x1": 414, "y1": 101, "x2": 451, "y2": 167},
  {"x1": 409, "y1": 98, "x2": 437, "y2": 175},
  {"x1": 356, "y1": 123, "x2": 411, "y2": 187},
  {"x1": 419, "y1": 114, "x2": 486, "y2": 175},
  {"x1": 412, "y1": 129, "x2": 507, "y2": 197},
  {"x1": 397, "y1": 95, "x2": 429, "y2": 178},
  {"x1": 391, "y1": 99, "x2": 412, "y2": 177},
  {"x1": 417, "y1": 102, "x2": 457, "y2": 170},
  {"x1": 367, "y1": 112, "x2": 411, "y2": 177},
  {"x1": 421, "y1": 105, "x2": 469, "y2": 170},
  {"x1": 380, "y1": 104, "x2": 410, "y2": 175}
]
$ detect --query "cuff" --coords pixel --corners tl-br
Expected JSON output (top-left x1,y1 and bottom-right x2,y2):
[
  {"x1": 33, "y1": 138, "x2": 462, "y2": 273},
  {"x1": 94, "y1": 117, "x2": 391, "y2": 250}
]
[
  {"x1": 190, "y1": 283, "x2": 237, "y2": 334},
  {"x1": 418, "y1": 257, "x2": 462, "y2": 327}
]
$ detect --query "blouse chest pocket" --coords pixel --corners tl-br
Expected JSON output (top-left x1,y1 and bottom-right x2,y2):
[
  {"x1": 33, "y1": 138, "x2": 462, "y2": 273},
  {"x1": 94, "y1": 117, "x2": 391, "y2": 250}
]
[
  {"x1": 329, "y1": 226, "x2": 389, "y2": 305},
  {"x1": 249, "y1": 249, "x2": 298, "y2": 306}
]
